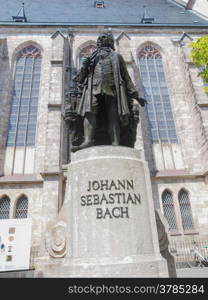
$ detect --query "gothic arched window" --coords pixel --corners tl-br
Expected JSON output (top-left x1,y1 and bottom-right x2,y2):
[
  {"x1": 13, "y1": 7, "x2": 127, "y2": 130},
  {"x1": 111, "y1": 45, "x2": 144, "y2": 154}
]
[
  {"x1": 15, "y1": 196, "x2": 28, "y2": 219},
  {"x1": 138, "y1": 45, "x2": 178, "y2": 144},
  {"x1": 178, "y1": 189, "x2": 194, "y2": 231},
  {"x1": 79, "y1": 44, "x2": 96, "y2": 68},
  {"x1": 162, "y1": 190, "x2": 178, "y2": 231},
  {"x1": 0, "y1": 196, "x2": 10, "y2": 219},
  {"x1": 7, "y1": 45, "x2": 41, "y2": 147}
]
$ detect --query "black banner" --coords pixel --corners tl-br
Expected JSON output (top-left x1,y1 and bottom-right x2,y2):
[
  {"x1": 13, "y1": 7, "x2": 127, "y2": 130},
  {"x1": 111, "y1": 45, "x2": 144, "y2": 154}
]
[{"x1": 0, "y1": 278, "x2": 208, "y2": 298}]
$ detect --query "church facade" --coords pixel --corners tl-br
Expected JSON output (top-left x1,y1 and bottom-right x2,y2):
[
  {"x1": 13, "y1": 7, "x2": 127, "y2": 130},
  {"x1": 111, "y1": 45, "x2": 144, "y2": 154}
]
[{"x1": 0, "y1": 0, "x2": 208, "y2": 274}]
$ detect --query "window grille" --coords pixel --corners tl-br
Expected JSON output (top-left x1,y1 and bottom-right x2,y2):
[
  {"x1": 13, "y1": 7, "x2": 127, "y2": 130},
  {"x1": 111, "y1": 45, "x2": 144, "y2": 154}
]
[
  {"x1": 138, "y1": 45, "x2": 178, "y2": 144},
  {"x1": 162, "y1": 190, "x2": 178, "y2": 231},
  {"x1": 178, "y1": 190, "x2": 194, "y2": 231},
  {"x1": 15, "y1": 196, "x2": 28, "y2": 219},
  {"x1": 7, "y1": 45, "x2": 41, "y2": 147},
  {"x1": 0, "y1": 196, "x2": 10, "y2": 219}
]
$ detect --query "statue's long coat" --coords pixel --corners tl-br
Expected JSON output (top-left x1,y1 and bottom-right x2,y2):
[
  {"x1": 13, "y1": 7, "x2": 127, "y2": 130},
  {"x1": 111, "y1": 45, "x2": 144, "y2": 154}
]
[{"x1": 76, "y1": 51, "x2": 139, "y2": 117}]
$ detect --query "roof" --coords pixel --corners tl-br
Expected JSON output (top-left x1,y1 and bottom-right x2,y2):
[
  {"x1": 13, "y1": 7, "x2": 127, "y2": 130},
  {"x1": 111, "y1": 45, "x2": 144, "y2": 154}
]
[{"x1": 0, "y1": 0, "x2": 207, "y2": 25}]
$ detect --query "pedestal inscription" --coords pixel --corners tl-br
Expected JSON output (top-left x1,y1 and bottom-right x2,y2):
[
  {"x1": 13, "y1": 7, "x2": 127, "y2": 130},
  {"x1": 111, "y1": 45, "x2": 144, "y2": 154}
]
[{"x1": 81, "y1": 179, "x2": 141, "y2": 219}]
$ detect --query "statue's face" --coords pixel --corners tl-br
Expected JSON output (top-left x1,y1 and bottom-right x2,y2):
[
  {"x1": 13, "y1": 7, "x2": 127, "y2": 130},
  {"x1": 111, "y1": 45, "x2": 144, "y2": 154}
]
[{"x1": 97, "y1": 33, "x2": 114, "y2": 49}]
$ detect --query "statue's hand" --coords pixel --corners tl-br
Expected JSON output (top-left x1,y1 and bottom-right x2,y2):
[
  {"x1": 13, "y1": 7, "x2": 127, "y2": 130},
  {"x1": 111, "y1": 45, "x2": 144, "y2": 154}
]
[
  {"x1": 131, "y1": 101, "x2": 139, "y2": 120},
  {"x1": 137, "y1": 98, "x2": 147, "y2": 107},
  {"x1": 82, "y1": 57, "x2": 91, "y2": 67},
  {"x1": 131, "y1": 101, "x2": 140, "y2": 111},
  {"x1": 129, "y1": 92, "x2": 147, "y2": 107}
]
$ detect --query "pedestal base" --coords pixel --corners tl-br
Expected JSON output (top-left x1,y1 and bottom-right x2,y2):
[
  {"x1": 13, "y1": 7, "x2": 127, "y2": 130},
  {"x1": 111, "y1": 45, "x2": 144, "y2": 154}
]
[
  {"x1": 37, "y1": 255, "x2": 167, "y2": 278},
  {"x1": 37, "y1": 146, "x2": 168, "y2": 278}
]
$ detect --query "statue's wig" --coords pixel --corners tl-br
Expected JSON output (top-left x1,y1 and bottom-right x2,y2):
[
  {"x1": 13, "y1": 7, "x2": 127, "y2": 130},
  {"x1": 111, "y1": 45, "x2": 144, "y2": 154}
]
[{"x1": 97, "y1": 33, "x2": 115, "y2": 50}]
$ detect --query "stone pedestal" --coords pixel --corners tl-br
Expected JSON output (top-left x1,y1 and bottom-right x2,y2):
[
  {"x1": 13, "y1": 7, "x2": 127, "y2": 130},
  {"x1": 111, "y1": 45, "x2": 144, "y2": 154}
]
[{"x1": 38, "y1": 146, "x2": 168, "y2": 277}]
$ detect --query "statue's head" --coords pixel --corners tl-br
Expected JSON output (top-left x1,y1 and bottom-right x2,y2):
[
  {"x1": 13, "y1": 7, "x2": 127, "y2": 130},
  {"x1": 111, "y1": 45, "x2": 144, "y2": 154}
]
[{"x1": 97, "y1": 33, "x2": 115, "y2": 50}]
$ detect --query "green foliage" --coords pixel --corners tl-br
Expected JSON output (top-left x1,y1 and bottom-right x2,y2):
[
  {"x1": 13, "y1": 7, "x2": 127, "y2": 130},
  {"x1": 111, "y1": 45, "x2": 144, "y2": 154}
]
[{"x1": 189, "y1": 36, "x2": 208, "y2": 92}]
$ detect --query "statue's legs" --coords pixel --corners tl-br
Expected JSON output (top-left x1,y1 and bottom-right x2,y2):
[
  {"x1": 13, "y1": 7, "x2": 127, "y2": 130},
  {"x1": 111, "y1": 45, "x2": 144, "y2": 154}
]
[
  {"x1": 106, "y1": 96, "x2": 120, "y2": 146},
  {"x1": 71, "y1": 95, "x2": 121, "y2": 151},
  {"x1": 108, "y1": 110, "x2": 120, "y2": 146},
  {"x1": 71, "y1": 112, "x2": 96, "y2": 152},
  {"x1": 82, "y1": 112, "x2": 96, "y2": 146}
]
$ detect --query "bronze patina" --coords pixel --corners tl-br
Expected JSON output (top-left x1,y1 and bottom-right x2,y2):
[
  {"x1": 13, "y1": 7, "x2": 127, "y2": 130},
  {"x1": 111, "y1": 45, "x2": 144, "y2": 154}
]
[{"x1": 65, "y1": 33, "x2": 147, "y2": 151}]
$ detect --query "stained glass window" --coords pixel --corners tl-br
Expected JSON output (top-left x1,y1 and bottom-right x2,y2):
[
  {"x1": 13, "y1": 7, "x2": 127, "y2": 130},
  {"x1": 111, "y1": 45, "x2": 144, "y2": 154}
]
[
  {"x1": 7, "y1": 45, "x2": 41, "y2": 147},
  {"x1": 138, "y1": 45, "x2": 178, "y2": 144}
]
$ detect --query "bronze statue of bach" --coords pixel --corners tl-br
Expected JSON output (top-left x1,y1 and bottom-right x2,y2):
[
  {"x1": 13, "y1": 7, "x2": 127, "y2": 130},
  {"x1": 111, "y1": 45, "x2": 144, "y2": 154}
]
[{"x1": 66, "y1": 33, "x2": 147, "y2": 152}]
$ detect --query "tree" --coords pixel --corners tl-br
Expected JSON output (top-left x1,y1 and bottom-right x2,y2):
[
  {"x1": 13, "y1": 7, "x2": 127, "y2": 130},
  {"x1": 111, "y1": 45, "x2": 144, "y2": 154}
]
[{"x1": 190, "y1": 36, "x2": 208, "y2": 92}]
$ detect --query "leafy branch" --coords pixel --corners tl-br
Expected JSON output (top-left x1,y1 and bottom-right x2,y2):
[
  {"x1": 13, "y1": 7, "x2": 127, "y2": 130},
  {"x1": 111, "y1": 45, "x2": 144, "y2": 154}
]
[{"x1": 189, "y1": 36, "x2": 208, "y2": 93}]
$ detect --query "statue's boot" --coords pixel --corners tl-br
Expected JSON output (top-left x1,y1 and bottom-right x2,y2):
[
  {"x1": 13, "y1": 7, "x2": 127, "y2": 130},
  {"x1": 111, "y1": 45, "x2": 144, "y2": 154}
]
[
  {"x1": 71, "y1": 141, "x2": 93, "y2": 152},
  {"x1": 71, "y1": 113, "x2": 96, "y2": 152}
]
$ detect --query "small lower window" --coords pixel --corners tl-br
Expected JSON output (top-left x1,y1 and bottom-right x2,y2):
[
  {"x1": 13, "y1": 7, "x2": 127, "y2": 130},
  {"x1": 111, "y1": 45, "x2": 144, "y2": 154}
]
[
  {"x1": 0, "y1": 196, "x2": 10, "y2": 219},
  {"x1": 15, "y1": 196, "x2": 28, "y2": 219}
]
